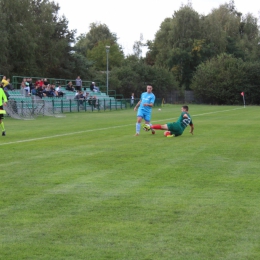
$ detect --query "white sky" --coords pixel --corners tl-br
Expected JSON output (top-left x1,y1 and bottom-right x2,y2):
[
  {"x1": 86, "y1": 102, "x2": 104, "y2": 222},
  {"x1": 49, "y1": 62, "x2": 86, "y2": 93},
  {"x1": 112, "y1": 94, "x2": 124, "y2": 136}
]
[{"x1": 56, "y1": 0, "x2": 259, "y2": 56}]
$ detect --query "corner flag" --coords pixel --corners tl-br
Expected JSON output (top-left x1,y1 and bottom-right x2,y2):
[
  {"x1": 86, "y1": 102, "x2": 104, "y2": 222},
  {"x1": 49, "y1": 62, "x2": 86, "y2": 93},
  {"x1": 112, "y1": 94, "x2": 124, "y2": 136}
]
[{"x1": 241, "y1": 92, "x2": 245, "y2": 108}]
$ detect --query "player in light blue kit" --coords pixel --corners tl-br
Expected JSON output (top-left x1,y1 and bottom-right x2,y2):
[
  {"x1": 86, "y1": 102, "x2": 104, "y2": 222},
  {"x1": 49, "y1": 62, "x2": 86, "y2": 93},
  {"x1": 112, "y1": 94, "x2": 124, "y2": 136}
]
[{"x1": 134, "y1": 85, "x2": 155, "y2": 136}]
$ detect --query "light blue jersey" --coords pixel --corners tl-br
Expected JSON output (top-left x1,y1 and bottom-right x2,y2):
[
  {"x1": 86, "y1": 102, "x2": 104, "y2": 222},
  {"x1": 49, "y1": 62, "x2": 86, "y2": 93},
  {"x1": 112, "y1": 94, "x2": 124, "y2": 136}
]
[{"x1": 137, "y1": 92, "x2": 155, "y2": 122}]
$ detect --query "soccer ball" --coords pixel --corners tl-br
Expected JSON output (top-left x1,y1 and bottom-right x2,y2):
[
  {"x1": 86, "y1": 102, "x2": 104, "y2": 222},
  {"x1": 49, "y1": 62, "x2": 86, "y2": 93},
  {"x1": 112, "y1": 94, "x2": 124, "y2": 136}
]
[{"x1": 158, "y1": 108, "x2": 161, "y2": 111}]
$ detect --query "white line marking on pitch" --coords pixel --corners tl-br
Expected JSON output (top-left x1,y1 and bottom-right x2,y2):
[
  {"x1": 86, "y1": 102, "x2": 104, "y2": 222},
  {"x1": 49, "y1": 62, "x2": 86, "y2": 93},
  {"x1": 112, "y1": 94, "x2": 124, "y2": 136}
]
[{"x1": 0, "y1": 107, "x2": 244, "y2": 146}]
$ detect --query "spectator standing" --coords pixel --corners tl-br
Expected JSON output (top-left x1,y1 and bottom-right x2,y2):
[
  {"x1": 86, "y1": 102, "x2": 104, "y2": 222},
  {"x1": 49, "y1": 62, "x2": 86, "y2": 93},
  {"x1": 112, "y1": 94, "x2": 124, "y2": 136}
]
[
  {"x1": 1, "y1": 76, "x2": 9, "y2": 89},
  {"x1": 2, "y1": 76, "x2": 14, "y2": 91},
  {"x1": 130, "y1": 93, "x2": 135, "y2": 107},
  {"x1": 75, "y1": 76, "x2": 82, "y2": 91}
]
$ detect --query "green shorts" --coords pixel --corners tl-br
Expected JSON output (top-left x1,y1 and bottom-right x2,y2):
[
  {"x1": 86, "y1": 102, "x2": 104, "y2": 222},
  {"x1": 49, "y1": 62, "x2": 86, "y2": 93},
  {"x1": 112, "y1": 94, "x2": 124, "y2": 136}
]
[{"x1": 167, "y1": 122, "x2": 183, "y2": 136}]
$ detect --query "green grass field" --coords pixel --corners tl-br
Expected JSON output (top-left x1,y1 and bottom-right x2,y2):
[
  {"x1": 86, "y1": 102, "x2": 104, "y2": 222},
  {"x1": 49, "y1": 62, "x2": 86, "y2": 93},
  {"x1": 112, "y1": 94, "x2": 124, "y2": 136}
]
[{"x1": 1, "y1": 105, "x2": 260, "y2": 260}]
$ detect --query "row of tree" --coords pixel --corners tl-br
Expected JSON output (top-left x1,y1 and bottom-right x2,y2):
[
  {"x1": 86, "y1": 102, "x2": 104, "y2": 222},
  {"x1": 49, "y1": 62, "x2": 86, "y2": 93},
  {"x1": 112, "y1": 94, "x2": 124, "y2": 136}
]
[{"x1": 0, "y1": 0, "x2": 260, "y2": 104}]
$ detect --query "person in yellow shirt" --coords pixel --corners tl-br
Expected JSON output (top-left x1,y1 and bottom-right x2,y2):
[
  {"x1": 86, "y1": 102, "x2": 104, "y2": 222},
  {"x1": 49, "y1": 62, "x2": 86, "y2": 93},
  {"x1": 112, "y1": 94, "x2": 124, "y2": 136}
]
[
  {"x1": 1, "y1": 76, "x2": 9, "y2": 87},
  {"x1": 0, "y1": 85, "x2": 8, "y2": 136},
  {"x1": 1, "y1": 76, "x2": 14, "y2": 91}
]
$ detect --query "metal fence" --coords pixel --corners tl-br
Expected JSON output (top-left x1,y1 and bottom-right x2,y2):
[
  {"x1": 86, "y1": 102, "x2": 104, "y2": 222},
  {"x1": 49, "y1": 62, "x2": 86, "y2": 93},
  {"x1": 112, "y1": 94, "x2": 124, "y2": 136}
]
[{"x1": 163, "y1": 90, "x2": 194, "y2": 104}]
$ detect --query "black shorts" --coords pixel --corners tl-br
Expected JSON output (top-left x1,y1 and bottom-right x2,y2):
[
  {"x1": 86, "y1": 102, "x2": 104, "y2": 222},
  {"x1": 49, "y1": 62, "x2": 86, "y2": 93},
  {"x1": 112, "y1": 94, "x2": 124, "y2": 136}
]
[
  {"x1": 0, "y1": 105, "x2": 4, "y2": 120},
  {"x1": 75, "y1": 86, "x2": 82, "y2": 91}
]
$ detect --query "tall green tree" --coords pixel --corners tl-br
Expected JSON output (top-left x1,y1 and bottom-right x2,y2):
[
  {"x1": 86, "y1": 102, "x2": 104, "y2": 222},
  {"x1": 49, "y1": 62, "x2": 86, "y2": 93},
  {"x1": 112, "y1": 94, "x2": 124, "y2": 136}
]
[
  {"x1": 147, "y1": 4, "x2": 202, "y2": 89},
  {"x1": 191, "y1": 53, "x2": 246, "y2": 104},
  {"x1": 133, "y1": 33, "x2": 146, "y2": 58},
  {"x1": 75, "y1": 22, "x2": 118, "y2": 56},
  {"x1": 0, "y1": 0, "x2": 78, "y2": 78},
  {"x1": 242, "y1": 61, "x2": 260, "y2": 104},
  {"x1": 147, "y1": 1, "x2": 260, "y2": 92},
  {"x1": 109, "y1": 55, "x2": 177, "y2": 98},
  {"x1": 74, "y1": 22, "x2": 124, "y2": 71},
  {"x1": 87, "y1": 40, "x2": 124, "y2": 71}
]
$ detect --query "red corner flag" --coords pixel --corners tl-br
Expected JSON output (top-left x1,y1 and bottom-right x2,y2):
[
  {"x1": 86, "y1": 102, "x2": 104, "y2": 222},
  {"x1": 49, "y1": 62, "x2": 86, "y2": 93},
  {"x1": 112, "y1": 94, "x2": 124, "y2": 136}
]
[{"x1": 241, "y1": 92, "x2": 245, "y2": 108}]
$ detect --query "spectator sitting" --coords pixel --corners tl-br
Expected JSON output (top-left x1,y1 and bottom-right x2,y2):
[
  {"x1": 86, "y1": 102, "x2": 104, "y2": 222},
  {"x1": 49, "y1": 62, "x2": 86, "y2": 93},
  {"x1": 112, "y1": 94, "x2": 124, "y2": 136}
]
[
  {"x1": 90, "y1": 82, "x2": 95, "y2": 91},
  {"x1": 66, "y1": 81, "x2": 75, "y2": 92},
  {"x1": 55, "y1": 85, "x2": 65, "y2": 97},
  {"x1": 20, "y1": 78, "x2": 31, "y2": 95},
  {"x1": 35, "y1": 84, "x2": 46, "y2": 98},
  {"x1": 43, "y1": 78, "x2": 49, "y2": 87},
  {"x1": 31, "y1": 83, "x2": 39, "y2": 96},
  {"x1": 93, "y1": 95, "x2": 100, "y2": 109},
  {"x1": 25, "y1": 82, "x2": 31, "y2": 95},
  {"x1": 43, "y1": 85, "x2": 55, "y2": 97},
  {"x1": 85, "y1": 92, "x2": 90, "y2": 100},
  {"x1": 28, "y1": 78, "x2": 34, "y2": 92},
  {"x1": 74, "y1": 90, "x2": 85, "y2": 106},
  {"x1": 35, "y1": 78, "x2": 44, "y2": 87},
  {"x1": 93, "y1": 82, "x2": 100, "y2": 92},
  {"x1": 50, "y1": 84, "x2": 57, "y2": 97},
  {"x1": 88, "y1": 95, "x2": 99, "y2": 109}
]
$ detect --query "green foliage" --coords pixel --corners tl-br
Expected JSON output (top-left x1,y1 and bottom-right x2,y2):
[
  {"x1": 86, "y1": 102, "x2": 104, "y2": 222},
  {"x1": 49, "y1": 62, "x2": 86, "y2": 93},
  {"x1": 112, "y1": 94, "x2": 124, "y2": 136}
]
[
  {"x1": 191, "y1": 53, "x2": 247, "y2": 104},
  {"x1": 0, "y1": 0, "x2": 78, "y2": 78},
  {"x1": 242, "y1": 62, "x2": 260, "y2": 104},
  {"x1": 148, "y1": 5, "x2": 203, "y2": 90},
  {"x1": 76, "y1": 22, "x2": 118, "y2": 52},
  {"x1": 133, "y1": 34, "x2": 146, "y2": 58},
  {"x1": 109, "y1": 55, "x2": 177, "y2": 98},
  {"x1": 147, "y1": 2, "x2": 260, "y2": 92},
  {"x1": 87, "y1": 40, "x2": 124, "y2": 71},
  {"x1": 191, "y1": 52, "x2": 260, "y2": 104},
  {"x1": 74, "y1": 22, "x2": 124, "y2": 71}
]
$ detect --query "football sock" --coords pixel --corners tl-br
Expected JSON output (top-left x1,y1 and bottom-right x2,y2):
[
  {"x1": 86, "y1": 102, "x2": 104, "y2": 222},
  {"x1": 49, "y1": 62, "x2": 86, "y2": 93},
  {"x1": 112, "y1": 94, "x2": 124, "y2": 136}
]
[
  {"x1": 0, "y1": 122, "x2": 5, "y2": 131},
  {"x1": 151, "y1": 124, "x2": 162, "y2": 130},
  {"x1": 149, "y1": 124, "x2": 155, "y2": 132},
  {"x1": 136, "y1": 123, "x2": 141, "y2": 134}
]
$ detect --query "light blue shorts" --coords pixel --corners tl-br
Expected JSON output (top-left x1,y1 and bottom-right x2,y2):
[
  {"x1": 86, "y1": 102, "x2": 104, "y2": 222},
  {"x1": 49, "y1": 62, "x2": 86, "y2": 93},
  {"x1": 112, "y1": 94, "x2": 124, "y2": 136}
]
[{"x1": 137, "y1": 110, "x2": 151, "y2": 122}]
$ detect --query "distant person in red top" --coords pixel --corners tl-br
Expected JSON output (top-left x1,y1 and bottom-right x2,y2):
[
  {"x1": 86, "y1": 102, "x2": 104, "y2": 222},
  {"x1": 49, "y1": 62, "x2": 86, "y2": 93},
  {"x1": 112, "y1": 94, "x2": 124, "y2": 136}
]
[{"x1": 35, "y1": 79, "x2": 44, "y2": 87}]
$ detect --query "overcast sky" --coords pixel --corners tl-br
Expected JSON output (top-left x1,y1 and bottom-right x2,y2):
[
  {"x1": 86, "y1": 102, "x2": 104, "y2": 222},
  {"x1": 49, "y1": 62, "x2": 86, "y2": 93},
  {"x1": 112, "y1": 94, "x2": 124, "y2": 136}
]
[{"x1": 56, "y1": 0, "x2": 259, "y2": 56}]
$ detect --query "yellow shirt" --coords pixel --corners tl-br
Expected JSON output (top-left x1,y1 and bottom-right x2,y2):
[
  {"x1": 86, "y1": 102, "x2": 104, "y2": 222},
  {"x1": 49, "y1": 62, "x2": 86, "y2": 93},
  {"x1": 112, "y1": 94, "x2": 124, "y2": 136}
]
[{"x1": 1, "y1": 79, "x2": 9, "y2": 87}]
